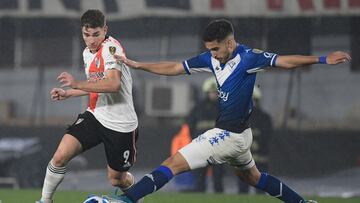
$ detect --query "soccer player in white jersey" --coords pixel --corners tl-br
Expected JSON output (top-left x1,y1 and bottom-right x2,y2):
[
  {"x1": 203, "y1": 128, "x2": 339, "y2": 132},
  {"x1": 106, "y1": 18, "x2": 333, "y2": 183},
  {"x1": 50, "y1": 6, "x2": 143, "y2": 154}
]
[
  {"x1": 36, "y1": 10, "x2": 138, "y2": 203},
  {"x1": 107, "y1": 19, "x2": 350, "y2": 203}
]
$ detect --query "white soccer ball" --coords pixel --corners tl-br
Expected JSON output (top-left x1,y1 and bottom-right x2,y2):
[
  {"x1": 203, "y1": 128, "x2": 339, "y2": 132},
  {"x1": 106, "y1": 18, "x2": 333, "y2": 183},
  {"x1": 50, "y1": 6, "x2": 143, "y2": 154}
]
[{"x1": 83, "y1": 195, "x2": 110, "y2": 203}]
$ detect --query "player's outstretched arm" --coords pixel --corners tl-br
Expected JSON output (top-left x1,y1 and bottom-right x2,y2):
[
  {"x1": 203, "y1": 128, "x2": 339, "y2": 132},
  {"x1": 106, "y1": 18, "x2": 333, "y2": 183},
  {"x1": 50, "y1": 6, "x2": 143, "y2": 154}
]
[
  {"x1": 114, "y1": 55, "x2": 186, "y2": 76},
  {"x1": 57, "y1": 70, "x2": 121, "y2": 93},
  {"x1": 275, "y1": 51, "x2": 351, "y2": 69}
]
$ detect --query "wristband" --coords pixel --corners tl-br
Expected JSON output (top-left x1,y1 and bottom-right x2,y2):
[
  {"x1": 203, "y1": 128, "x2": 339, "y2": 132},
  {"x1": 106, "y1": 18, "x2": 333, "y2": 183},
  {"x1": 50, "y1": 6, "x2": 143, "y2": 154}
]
[{"x1": 319, "y1": 56, "x2": 327, "y2": 64}]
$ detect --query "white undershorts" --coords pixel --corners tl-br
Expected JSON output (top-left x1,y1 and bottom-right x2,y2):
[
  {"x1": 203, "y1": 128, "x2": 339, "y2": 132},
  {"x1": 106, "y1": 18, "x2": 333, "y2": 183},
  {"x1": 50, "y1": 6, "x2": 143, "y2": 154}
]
[{"x1": 179, "y1": 128, "x2": 255, "y2": 170}]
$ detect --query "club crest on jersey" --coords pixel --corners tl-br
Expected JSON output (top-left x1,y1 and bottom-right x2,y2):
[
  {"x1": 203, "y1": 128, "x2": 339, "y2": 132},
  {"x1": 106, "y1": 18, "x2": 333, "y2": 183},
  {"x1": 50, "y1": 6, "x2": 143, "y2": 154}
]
[
  {"x1": 109, "y1": 46, "x2": 116, "y2": 55},
  {"x1": 228, "y1": 61, "x2": 236, "y2": 69}
]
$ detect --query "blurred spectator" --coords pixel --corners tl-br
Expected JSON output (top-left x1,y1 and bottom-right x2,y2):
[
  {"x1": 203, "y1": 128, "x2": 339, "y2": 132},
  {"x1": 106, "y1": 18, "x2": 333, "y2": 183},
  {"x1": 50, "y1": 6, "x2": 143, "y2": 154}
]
[
  {"x1": 238, "y1": 86, "x2": 273, "y2": 194},
  {"x1": 170, "y1": 122, "x2": 194, "y2": 191},
  {"x1": 187, "y1": 77, "x2": 224, "y2": 193}
]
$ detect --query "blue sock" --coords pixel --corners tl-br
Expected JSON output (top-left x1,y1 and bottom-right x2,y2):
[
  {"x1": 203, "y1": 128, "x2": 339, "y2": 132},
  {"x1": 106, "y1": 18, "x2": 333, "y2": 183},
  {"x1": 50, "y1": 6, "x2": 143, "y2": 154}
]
[
  {"x1": 125, "y1": 165, "x2": 173, "y2": 202},
  {"x1": 256, "y1": 173, "x2": 305, "y2": 203}
]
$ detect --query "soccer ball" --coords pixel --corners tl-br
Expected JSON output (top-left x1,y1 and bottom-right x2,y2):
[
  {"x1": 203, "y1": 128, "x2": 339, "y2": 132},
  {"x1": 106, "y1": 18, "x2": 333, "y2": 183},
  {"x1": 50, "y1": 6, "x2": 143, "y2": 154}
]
[{"x1": 83, "y1": 195, "x2": 109, "y2": 203}]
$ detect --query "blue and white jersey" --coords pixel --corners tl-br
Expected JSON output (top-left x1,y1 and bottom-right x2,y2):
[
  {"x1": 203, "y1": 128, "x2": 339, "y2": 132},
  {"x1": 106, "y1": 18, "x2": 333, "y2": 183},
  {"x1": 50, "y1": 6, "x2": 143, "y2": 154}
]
[{"x1": 182, "y1": 44, "x2": 277, "y2": 133}]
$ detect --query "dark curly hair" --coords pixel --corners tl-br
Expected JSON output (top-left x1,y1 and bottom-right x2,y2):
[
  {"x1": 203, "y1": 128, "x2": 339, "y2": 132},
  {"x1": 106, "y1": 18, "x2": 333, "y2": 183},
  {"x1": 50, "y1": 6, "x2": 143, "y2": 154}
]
[
  {"x1": 202, "y1": 19, "x2": 234, "y2": 42},
  {"x1": 80, "y1": 9, "x2": 105, "y2": 28}
]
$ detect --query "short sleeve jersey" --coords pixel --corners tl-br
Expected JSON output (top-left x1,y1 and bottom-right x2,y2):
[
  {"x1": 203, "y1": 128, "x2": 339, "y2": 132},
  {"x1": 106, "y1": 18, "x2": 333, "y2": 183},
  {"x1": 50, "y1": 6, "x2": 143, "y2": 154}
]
[
  {"x1": 182, "y1": 44, "x2": 277, "y2": 133},
  {"x1": 83, "y1": 36, "x2": 138, "y2": 133}
]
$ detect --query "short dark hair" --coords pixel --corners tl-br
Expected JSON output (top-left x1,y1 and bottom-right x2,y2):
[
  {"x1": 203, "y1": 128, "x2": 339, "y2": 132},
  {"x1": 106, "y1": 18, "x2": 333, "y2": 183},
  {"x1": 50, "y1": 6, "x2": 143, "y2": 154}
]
[
  {"x1": 81, "y1": 9, "x2": 105, "y2": 28},
  {"x1": 202, "y1": 19, "x2": 234, "y2": 42}
]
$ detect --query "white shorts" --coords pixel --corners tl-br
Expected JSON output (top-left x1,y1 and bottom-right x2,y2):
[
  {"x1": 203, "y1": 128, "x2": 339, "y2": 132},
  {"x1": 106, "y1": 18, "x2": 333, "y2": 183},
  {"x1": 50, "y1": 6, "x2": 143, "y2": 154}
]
[{"x1": 179, "y1": 128, "x2": 255, "y2": 170}]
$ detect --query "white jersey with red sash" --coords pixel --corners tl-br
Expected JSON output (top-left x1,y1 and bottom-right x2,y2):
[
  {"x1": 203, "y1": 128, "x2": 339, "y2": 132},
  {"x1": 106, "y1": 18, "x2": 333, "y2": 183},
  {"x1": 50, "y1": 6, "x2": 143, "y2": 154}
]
[{"x1": 83, "y1": 36, "x2": 138, "y2": 133}]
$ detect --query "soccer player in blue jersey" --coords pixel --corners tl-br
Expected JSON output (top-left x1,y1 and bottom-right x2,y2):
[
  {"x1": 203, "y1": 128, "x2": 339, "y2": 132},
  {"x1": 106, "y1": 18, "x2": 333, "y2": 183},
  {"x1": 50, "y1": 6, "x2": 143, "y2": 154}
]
[{"x1": 106, "y1": 19, "x2": 350, "y2": 203}]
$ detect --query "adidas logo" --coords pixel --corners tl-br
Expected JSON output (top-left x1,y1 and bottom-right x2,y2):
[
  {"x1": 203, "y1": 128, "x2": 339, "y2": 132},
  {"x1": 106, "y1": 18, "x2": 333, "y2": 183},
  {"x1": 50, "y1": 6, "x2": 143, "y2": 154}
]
[{"x1": 75, "y1": 118, "x2": 84, "y2": 125}]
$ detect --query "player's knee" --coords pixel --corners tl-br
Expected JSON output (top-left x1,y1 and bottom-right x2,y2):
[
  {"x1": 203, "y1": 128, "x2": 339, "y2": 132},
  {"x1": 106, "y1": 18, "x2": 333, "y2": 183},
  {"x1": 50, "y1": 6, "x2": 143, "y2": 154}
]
[
  {"x1": 52, "y1": 149, "x2": 70, "y2": 167},
  {"x1": 236, "y1": 167, "x2": 261, "y2": 186},
  {"x1": 161, "y1": 153, "x2": 189, "y2": 175},
  {"x1": 243, "y1": 171, "x2": 261, "y2": 186}
]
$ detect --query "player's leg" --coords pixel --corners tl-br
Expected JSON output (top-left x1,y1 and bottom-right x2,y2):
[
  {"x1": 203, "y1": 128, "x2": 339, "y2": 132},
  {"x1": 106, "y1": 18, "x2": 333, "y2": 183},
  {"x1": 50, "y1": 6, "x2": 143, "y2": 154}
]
[
  {"x1": 107, "y1": 167, "x2": 135, "y2": 191},
  {"x1": 232, "y1": 129, "x2": 306, "y2": 202},
  {"x1": 102, "y1": 128, "x2": 139, "y2": 192},
  {"x1": 39, "y1": 112, "x2": 102, "y2": 203},
  {"x1": 39, "y1": 134, "x2": 82, "y2": 203},
  {"x1": 105, "y1": 128, "x2": 221, "y2": 203},
  {"x1": 122, "y1": 152, "x2": 190, "y2": 202},
  {"x1": 235, "y1": 166, "x2": 308, "y2": 203},
  {"x1": 254, "y1": 163, "x2": 268, "y2": 194}
]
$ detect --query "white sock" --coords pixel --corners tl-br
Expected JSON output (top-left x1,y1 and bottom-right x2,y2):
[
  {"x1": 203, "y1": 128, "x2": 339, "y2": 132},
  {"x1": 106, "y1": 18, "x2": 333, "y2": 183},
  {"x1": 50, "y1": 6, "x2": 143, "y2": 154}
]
[{"x1": 40, "y1": 160, "x2": 66, "y2": 201}]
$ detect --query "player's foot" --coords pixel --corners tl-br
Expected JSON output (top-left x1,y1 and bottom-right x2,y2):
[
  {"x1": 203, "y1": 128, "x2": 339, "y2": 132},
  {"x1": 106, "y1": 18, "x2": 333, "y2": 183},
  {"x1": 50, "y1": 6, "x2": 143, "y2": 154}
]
[
  {"x1": 102, "y1": 194, "x2": 133, "y2": 203},
  {"x1": 304, "y1": 200, "x2": 318, "y2": 203},
  {"x1": 35, "y1": 199, "x2": 53, "y2": 203},
  {"x1": 110, "y1": 188, "x2": 143, "y2": 203}
]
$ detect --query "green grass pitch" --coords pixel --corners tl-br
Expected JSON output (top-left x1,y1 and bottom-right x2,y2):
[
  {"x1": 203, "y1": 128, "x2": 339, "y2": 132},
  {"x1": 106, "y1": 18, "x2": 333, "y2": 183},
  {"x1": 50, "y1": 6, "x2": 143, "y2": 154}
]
[{"x1": 0, "y1": 189, "x2": 359, "y2": 203}]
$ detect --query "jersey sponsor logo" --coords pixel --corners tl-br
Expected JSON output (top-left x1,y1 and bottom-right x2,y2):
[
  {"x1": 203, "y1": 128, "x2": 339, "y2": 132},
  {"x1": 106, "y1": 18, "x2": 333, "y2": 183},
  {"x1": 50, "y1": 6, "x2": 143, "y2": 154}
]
[
  {"x1": 109, "y1": 46, "x2": 116, "y2": 55},
  {"x1": 218, "y1": 89, "x2": 229, "y2": 101},
  {"x1": 88, "y1": 72, "x2": 105, "y2": 80}
]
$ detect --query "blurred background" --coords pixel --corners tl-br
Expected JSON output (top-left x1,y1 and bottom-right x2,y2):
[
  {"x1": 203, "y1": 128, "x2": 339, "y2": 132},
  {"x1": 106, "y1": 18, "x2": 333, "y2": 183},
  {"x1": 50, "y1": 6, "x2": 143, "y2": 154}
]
[{"x1": 0, "y1": 0, "x2": 359, "y2": 198}]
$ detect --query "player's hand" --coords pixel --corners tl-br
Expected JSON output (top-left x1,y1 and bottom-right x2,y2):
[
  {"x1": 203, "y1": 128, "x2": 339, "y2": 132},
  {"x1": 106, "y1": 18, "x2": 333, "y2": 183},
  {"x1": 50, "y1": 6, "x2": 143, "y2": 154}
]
[
  {"x1": 114, "y1": 55, "x2": 140, "y2": 69},
  {"x1": 326, "y1": 51, "x2": 351, "y2": 65},
  {"x1": 50, "y1": 88, "x2": 68, "y2": 101},
  {"x1": 57, "y1": 72, "x2": 78, "y2": 88}
]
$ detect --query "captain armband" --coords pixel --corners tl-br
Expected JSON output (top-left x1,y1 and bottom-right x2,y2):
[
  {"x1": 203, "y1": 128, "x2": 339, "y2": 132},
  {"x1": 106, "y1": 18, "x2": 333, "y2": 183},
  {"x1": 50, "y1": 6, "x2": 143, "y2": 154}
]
[{"x1": 318, "y1": 56, "x2": 327, "y2": 64}]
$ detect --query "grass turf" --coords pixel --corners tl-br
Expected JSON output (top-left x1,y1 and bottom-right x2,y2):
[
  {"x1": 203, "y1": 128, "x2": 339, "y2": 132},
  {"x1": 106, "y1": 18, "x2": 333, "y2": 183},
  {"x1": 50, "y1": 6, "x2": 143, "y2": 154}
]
[{"x1": 0, "y1": 189, "x2": 359, "y2": 203}]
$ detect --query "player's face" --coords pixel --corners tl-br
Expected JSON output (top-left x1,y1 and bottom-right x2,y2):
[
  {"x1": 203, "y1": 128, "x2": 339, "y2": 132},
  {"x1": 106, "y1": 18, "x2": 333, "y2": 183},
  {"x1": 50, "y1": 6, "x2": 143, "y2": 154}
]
[
  {"x1": 205, "y1": 39, "x2": 232, "y2": 64},
  {"x1": 82, "y1": 26, "x2": 108, "y2": 53}
]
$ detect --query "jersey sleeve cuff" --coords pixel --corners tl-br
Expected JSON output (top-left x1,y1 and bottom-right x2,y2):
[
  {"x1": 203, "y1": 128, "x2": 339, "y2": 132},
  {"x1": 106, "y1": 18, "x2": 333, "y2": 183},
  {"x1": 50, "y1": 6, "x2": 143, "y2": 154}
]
[
  {"x1": 182, "y1": 61, "x2": 191, "y2": 75},
  {"x1": 270, "y1": 54, "x2": 278, "y2": 67}
]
